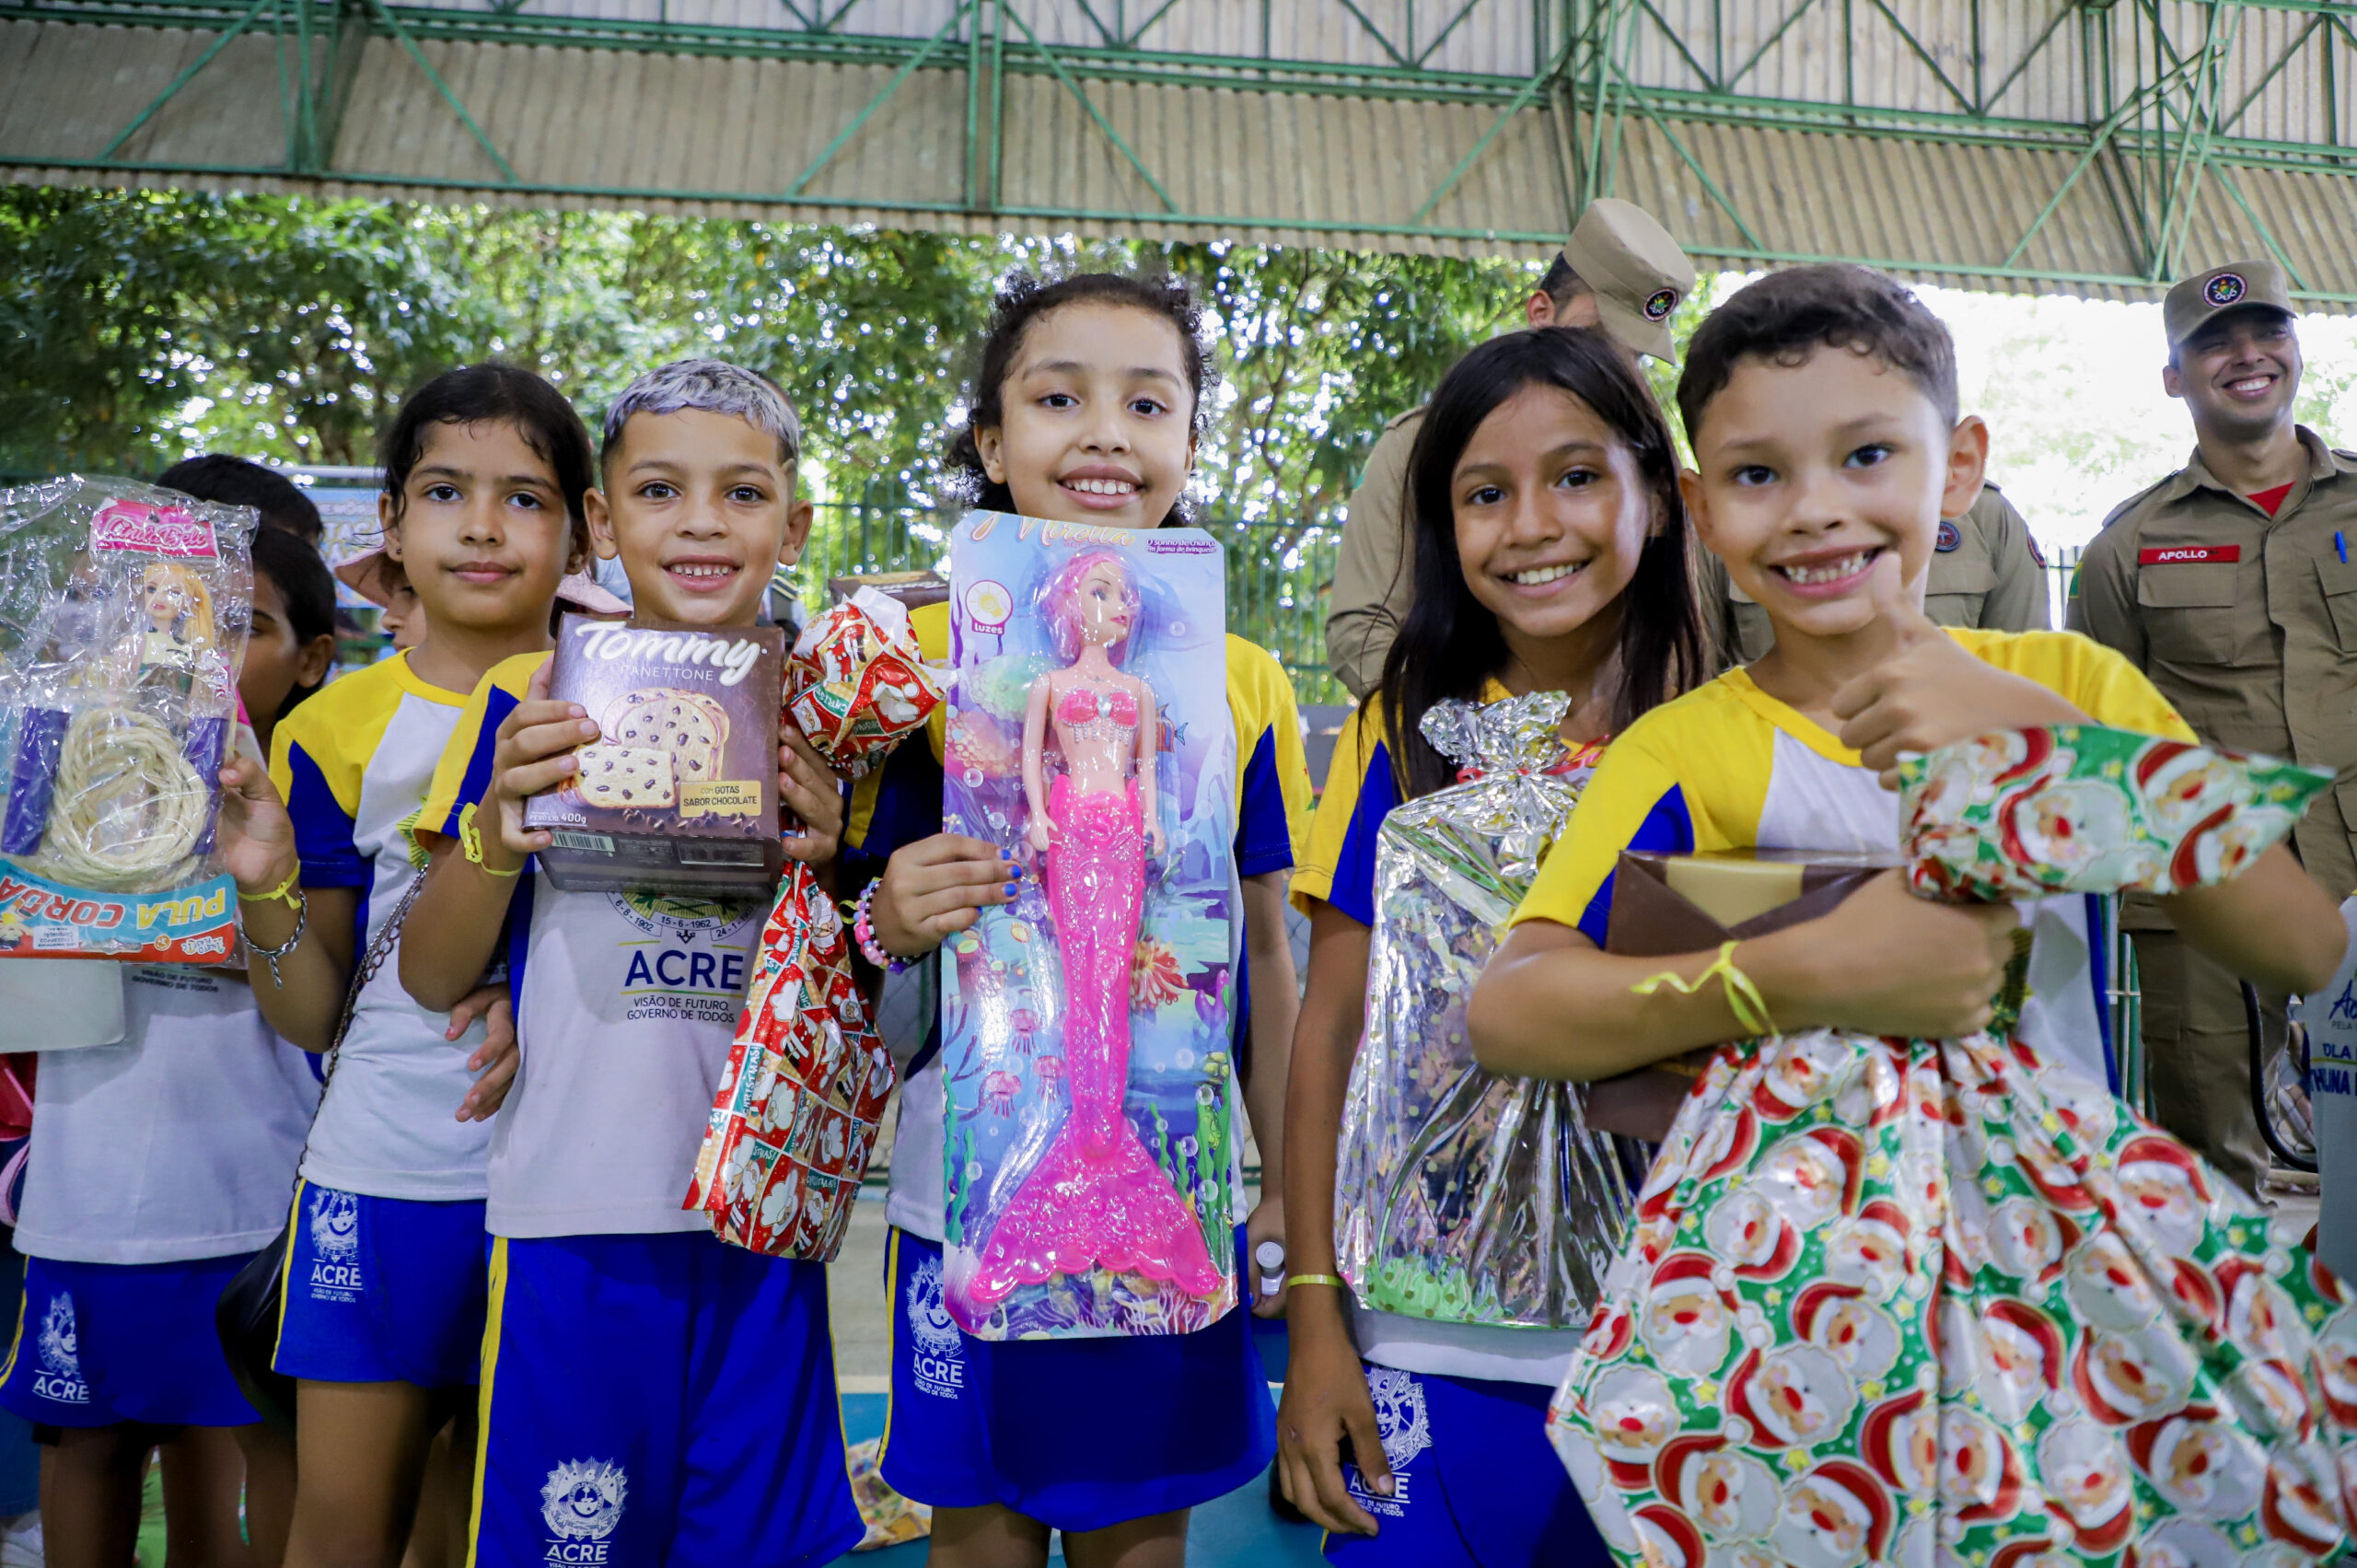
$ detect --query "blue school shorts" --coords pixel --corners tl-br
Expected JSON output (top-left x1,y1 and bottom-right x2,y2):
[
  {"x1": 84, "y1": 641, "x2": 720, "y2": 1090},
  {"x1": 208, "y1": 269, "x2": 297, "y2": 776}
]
[
  {"x1": 471, "y1": 1231, "x2": 861, "y2": 1568},
  {"x1": 0, "y1": 1252, "x2": 261, "y2": 1428},
  {"x1": 1323, "y1": 1365, "x2": 1609, "y2": 1568},
  {"x1": 880, "y1": 1225, "x2": 1277, "y2": 1535},
  {"x1": 271, "y1": 1181, "x2": 488, "y2": 1389}
]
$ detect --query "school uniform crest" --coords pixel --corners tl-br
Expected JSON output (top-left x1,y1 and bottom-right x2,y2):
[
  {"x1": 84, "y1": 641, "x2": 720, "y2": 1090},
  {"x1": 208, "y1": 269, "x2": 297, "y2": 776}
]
[
  {"x1": 1364, "y1": 1366, "x2": 1433, "y2": 1469},
  {"x1": 29, "y1": 1291, "x2": 87, "y2": 1405},
  {"x1": 540, "y1": 1459, "x2": 627, "y2": 1541},
  {"x1": 36, "y1": 1293, "x2": 78, "y2": 1377},
  {"x1": 309, "y1": 1187, "x2": 361, "y2": 1263},
  {"x1": 906, "y1": 1254, "x2": 961, "y2": 1358}
]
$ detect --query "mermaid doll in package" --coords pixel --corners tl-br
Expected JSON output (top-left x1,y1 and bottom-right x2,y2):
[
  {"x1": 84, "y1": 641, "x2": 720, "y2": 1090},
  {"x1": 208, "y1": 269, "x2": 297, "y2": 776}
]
[{"x1": 964, "y1": 549, "x2": 1222, "y2": 1304}]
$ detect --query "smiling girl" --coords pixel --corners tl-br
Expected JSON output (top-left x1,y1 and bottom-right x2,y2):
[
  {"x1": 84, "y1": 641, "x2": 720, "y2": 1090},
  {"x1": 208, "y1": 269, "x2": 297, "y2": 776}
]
[
  {"x1": 1276, "y1": 329, "x2": 1715, "y2": 1566},
  {"x1": 842, "y1": 273, "x2": 1312, "y2": 1568},
  {"x1": 215, "y1": 365, "x2": 589, "y2": 1568}
]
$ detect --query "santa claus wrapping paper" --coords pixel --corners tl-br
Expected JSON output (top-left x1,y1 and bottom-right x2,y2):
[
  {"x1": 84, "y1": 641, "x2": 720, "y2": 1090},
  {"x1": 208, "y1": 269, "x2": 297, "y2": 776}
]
[
  {"x1": 683, "y1": 589, "x2": 944, "y2": 1259},
  {"x1": 1548, "y1": 725, "x2": 2357, "y2": 1568}
]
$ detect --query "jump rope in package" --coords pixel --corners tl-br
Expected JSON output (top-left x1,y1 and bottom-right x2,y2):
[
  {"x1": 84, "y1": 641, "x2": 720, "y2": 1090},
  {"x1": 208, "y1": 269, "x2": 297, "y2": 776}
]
[
  {"x1": 1336, "y1": 691, "x2": 1631, "y2": 1329},
  {"x1": 0, "y1": 478, "x2": 251, "y2": 962},
  {"x1": 684, "y1": 588, "x2": 945, "y2": 1259},
  {"x1": 1549, "y1": 726, "x2": 2357, "y2": 1568},
  {"x1": 938, "y1": 514, "x2": 1239, "y2": 1339}
]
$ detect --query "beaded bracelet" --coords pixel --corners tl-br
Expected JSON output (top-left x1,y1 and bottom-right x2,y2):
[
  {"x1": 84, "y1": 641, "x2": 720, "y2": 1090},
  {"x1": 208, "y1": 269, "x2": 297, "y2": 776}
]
[{"x1": 853, "y1": 878, "x2": 910, "y2": 974}]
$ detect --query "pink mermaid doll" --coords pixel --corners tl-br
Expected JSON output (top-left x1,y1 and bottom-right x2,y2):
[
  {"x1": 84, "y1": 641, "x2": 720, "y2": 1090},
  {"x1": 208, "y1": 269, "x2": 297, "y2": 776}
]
[{"x1": 965, "y1": 550, "x2": 1224, "y2": 1307}]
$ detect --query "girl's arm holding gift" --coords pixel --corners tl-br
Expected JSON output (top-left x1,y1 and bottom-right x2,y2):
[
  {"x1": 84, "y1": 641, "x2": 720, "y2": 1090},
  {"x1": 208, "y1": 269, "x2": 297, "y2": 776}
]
[{"x1": 1276, "y1": 901, "x2": 1387, "y2": 1533}]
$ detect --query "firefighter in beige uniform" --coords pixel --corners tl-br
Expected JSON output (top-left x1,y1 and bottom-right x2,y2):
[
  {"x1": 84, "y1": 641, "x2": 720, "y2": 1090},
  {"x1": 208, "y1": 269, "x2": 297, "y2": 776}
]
[
  {"x1": 1326, "y1": 199, "x2": 1696, "y2": 699},
  {"x1": 2070, "y1": 258, "x2": 2357, "y2": 1197},
  {"x1": 1726, "y1": 482, "x2": 2051, "y2": 660}
]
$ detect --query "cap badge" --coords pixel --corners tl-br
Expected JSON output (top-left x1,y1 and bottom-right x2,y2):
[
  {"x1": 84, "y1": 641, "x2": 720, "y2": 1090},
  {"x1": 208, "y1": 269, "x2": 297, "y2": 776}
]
[
  {"x1": 1934, "y1": 520, "x2": 1962, "y2": 553},
  {"x1": 2204, "y1": 273, "x2": 2247, "y2": 308},
  {"x1": 1643, "y1": 288, "x2": 1679, "y2": 322}
]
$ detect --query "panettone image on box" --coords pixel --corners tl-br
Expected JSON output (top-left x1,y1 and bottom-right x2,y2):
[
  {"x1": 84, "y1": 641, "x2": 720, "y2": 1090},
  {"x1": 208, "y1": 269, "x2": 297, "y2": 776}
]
[
  {"x1": 573, "y1": 688, "x2": 739, "y2": 813},
  {"x1": 524, "y1": 616, "x2": 784, "y2": 894}
]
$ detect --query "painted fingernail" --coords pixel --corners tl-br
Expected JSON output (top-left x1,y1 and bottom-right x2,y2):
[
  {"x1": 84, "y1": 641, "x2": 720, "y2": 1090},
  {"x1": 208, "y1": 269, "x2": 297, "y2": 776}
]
[
  {"x1": 1009, "y1": 864, "x2": 1025, "y2": 878},
  {"x1": 1003, "y1": 882, "x2": 1018, "y2": 898}
]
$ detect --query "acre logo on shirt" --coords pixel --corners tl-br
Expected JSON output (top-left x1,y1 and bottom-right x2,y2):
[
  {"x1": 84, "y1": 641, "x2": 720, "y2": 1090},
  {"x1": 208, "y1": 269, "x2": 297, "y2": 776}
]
[
  {"x1": 905, "y1": 1253, "x2": 965, "y2": 1398},
  {"x1": 608, "y1": 891, "x2": 758, "y2": 1026},
  {"x1": 31, "y1": 1293, "x2": 87, "y2": 1404},
  {"x1": 1343, "y1": 1366, "x2": 1428, "y2": 1516},
  {"x1": 307, "y1": 1189, "x2": 365, "y2": 1302},
  {"x1": 540, "y1": 1459, "x2": 627, "y2": 1561}
]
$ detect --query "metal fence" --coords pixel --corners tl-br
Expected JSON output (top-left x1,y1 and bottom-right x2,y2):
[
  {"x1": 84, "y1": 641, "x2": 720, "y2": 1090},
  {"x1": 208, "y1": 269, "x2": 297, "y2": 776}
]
[{"x1": 798, "y1": 496, "x2": 1349, "y2": 708}]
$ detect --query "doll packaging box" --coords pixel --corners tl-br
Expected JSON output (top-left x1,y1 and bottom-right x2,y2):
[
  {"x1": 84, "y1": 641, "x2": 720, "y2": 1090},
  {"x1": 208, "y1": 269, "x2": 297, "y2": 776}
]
[
  {"x1": 524, "y1": 613, "x2": 784, "y2": 895},
  {"x1": 0, "y1": 478, "x2": 255, "y2": 962},
  {"x1": 936, "y1": 512, "x2": 1243, "y2": 1341}
]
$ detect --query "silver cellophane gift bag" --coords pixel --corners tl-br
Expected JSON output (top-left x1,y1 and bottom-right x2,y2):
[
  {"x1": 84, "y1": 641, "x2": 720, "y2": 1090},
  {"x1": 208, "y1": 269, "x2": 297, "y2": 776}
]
[{"x1": 1333, "y1": 691, "x2": 1631, "y2": 1329}]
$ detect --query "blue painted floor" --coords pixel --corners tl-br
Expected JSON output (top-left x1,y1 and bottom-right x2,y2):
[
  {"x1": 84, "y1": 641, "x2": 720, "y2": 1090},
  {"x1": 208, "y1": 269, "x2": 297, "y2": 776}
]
[{"x1": 826, "y1": 1320, "x2": 1326, "y2": 1566}]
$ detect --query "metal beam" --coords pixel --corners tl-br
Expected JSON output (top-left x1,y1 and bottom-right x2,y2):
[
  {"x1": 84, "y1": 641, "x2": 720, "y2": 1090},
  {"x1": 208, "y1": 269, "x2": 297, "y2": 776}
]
[{"x1": 17, "y1": 0, "x2": 2357, "y2": 308}]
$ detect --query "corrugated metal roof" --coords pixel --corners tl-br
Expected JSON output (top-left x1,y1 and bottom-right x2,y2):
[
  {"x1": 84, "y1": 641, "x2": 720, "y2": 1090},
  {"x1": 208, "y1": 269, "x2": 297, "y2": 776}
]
[{"x1": 10, "y1": 9, "x2": 2357, "y2": 306}]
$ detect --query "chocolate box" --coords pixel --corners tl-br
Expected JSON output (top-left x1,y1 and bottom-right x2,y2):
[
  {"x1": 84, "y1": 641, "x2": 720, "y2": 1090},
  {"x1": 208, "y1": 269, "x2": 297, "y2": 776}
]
[{"x1": 523, "y1": 614, "x2": 784, "y2": 895}]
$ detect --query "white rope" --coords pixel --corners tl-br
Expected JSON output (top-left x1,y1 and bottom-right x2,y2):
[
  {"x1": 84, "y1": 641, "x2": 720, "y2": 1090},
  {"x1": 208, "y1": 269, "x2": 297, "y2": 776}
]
[{"x1": 30, "y1": 708, "x2": 206, "y2": 891}]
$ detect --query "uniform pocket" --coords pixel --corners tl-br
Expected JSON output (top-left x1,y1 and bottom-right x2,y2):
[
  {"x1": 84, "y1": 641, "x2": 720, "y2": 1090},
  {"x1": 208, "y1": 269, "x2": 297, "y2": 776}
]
[
  {"x1": 2319, "y1": 553, "x2": 2357, "y2": 649},
  {"x1": 2136, "y1": 564, "x2": 2244, "y2": 663},
  {"x1": 1925, "y1": 559, "x2": 1996, "y2": 628}
]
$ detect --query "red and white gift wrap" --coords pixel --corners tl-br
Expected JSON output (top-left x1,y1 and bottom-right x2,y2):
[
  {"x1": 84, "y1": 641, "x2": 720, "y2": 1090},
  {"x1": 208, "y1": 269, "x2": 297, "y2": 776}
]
[{"x1": 682, "y1": 589, "x2": 945, "y2": 1260}]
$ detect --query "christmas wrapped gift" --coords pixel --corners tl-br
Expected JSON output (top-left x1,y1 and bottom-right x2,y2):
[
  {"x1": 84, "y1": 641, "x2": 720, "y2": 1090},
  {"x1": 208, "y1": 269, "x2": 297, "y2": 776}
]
[
  {"x1": 1548, "y1": 726, "x2": 2357, "y2": 1568},
  {"x1": 1334, "y1": 691, "x2": 1631, "y2": 1328},
  {"x1": 683, "y1": 592, "x2": 946, "y2": 1259}
]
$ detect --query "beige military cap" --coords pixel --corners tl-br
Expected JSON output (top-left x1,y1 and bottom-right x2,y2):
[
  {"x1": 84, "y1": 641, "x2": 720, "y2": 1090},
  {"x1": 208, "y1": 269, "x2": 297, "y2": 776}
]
[
  {"x1": 1562, "y1": 199, "x2": 1697, "y2": 365},
  {"x1": 2164, "y1": 259, "x2": 2295, "y2": 350}
]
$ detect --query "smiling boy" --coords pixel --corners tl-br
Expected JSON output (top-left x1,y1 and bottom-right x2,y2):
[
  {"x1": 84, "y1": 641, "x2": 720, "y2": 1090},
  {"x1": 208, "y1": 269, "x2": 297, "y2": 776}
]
[
  {"x1": 397, "y1": 360, "x2": 862, "y2": 1568},
  {"x1": 1467, "y1": 265, "x2": 2342, "y2": 1093}
]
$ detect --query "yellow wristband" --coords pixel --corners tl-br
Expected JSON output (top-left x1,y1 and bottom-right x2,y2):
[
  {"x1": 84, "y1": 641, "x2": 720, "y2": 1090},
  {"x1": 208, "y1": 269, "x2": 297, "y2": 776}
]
[
  {"x1": 1631, "y1": 940, "x2": 1779, "y2": 1038},
  {"x1": 458, "y1": 804, "x2": 521, "y2": 878},
  {"x1": 1284, "y1": 1273, "x2": 1348, "y2": 1291},
  {"x1": 237, "y1": 867, "x2": 302, "y2": 910}
]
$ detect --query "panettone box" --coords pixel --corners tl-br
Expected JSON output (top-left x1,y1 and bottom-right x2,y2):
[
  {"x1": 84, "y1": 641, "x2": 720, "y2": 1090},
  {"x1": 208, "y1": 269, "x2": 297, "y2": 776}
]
[{"x1": 523, "y1": 613, "x2": 785, "y2": 895}]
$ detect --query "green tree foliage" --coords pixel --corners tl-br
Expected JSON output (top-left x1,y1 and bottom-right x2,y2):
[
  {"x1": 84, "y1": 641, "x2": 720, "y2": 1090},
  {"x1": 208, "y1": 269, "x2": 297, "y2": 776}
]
[
  {"x1": 1, "y1": 188, "x2": 1532, "y2": 503},
  {"x1": 1, "y1": 188, "x2": 1546, "y2": 700}
]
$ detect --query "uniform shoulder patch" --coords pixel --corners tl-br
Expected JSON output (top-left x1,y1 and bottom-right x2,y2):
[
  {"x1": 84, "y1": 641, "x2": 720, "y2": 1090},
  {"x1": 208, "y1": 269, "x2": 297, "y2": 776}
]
[{"x1": 1934, "y1": 520, "x2": 1962, "y2": 552}]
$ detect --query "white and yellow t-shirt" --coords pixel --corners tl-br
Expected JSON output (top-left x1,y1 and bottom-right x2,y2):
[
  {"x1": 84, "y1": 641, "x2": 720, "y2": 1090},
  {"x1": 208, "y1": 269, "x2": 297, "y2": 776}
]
[
  {"x1": 419, "y1": 651, "x2": 764, "y2": 1238},
  {"x1": 1511, "y1": 629, "x2": 2198, "y2": 1085},
  {"x1": 273, "y1": 651, "x2": 493, "y2": 1201}
]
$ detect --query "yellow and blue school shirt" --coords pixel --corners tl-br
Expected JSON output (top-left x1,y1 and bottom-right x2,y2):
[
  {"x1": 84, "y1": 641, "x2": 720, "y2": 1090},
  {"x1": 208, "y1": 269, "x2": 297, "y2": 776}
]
[
  {"x1": 271, "y1": 652, "x2": 494, "y2": 1200},
  {"x1": 1291, "y1": 679, "x2": 1513, "y2": 923},
  {"x1": 844, "y1": 600, "x2": 1310, "y2": 1243},
  {"x1": 418, "y1": 652, "x2": 766, "y2": 1238},
  {"x1": 1510, "y1": 628, "x2": 2198, "y2": 1086},
  {"x1": 1293, "y1": 681, "x2": 1599, "y2": 1387}
]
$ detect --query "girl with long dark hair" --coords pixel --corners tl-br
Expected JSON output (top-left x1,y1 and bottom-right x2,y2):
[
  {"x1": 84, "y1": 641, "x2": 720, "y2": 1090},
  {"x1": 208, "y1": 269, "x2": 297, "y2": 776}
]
[{"x1": 1277, "y1": 326, "x2": 1715, "y2": 1566}]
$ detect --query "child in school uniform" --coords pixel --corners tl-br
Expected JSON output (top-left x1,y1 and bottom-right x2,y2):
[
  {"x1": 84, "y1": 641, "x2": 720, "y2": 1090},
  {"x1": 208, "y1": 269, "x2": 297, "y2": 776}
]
[
  {"x1": 216, "y1": 364, "x2": 587, "y2": 1568},
  {"x1": 396, "y1": 359, "x2": 862, "y2": 1568},
  {"x1": 843, "y1": 272, "x2": 1310, "y2": 1568},
  {"x1": 1467, "y1": 264, "x2": 2341, "y2": 1161},
  {"x1": 0, "y1": 516, "x2": 340, "y2": 1568},
  {"x1": 1278, "y1": 328, "x2": 1716, "y2": 1567}
]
